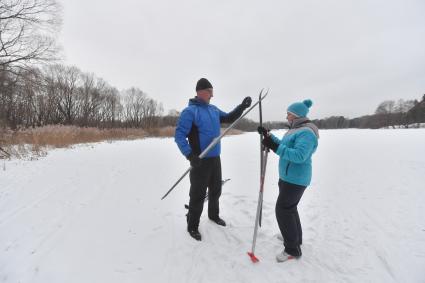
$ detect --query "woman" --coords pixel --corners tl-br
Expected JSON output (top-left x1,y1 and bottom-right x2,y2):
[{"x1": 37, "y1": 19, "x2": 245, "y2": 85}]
[{"x1": 257, "y1": 99, "x2": 319, "y2": 262}]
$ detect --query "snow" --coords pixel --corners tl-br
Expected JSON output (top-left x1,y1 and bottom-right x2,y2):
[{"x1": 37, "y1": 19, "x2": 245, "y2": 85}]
[{"x1": 1, "y1": 129, "x2": 425, "y2": 283}]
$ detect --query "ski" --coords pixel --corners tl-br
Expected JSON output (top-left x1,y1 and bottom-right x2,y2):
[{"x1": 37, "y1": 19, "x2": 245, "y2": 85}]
[
  {"x1": 161, "y1": 89, "x2": 269, "y2": 200},
  {"x1": 247, "y1": 90, "x2": 269, "y2": 263}
]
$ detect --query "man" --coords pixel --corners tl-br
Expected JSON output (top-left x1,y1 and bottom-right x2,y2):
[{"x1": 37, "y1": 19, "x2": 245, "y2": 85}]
[{"x1": 175, "y1": 78, "x2": 252, "y2": 241}]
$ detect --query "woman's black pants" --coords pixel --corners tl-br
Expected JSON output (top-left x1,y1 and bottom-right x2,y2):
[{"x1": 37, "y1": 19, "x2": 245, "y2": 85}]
[{"x1": 276, "y1": 179, "x2": 306, "y2": 257}]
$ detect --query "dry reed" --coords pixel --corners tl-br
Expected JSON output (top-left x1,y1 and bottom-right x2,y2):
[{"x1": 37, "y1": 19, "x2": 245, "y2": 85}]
[{"x1": 0, "y1": 125, "x2": 243, "y2": 159}]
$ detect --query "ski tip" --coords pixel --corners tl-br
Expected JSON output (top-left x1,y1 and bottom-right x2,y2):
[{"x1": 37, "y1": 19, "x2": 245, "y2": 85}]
[
  {"x1": 247, "y1": 252, "x2": 260, "y2": 263},
  {"x1": 259, "y1": 88, "x2": 269, "y2": 100}
]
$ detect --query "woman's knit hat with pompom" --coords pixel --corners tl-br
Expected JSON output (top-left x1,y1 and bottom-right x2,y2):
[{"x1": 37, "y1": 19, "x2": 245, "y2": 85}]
[{"x1": 287, "y1": 99, "x2": 313, "y2": 118}]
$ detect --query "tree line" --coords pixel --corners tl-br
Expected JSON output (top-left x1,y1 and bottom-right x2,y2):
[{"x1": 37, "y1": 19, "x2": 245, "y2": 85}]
[
  {"x1": 312, "y1": 96, "x2": 425, "y2": 129},
  {"x1": 189, "y1": 96, "x2": 425, "y2": 131},
  {"x1": 2, "y1": 60, "x2": 423, "y2": 130},
  {"x1": 0, "y1": 65, "x2": 163, "y2": 129}
]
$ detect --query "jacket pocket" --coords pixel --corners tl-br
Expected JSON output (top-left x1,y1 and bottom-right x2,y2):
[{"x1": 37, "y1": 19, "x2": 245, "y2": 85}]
[{"x1": 285, "y1": 162, "x2": 291, "y2": 175}]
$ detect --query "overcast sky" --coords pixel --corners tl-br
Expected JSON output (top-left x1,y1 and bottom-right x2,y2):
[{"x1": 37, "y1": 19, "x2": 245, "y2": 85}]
[{"x1": 57, "y1": 0, "x2": 425, "y2": 121}]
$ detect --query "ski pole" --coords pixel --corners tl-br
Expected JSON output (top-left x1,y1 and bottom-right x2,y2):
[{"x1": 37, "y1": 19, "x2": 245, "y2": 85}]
[
  {"x1": 248, "y1": 89, "x2": 269, "y2": 263},
  {"x1": 258, "y1": 90, "x2": 264, "y2": 228},
  {"x1": 161, "y1": 89, "x2": 269, "y2": 200},
  {"x1": 248, "y1": 149, "x2": 269, "y2": 263}
]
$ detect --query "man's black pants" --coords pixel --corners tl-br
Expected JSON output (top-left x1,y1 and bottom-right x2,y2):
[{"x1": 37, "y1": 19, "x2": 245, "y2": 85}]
[
  {"x1": 187, "y1": 156, "x2": 222, "y2": 230},
  {"x1": 276, "y1": 179, "x2": 306, "y2": 257}
]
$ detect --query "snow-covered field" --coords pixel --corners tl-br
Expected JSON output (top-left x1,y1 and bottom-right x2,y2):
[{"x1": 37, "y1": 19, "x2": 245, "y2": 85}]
[{"x1": 1, "y1": 129, "x2": 425, "y2": 283}]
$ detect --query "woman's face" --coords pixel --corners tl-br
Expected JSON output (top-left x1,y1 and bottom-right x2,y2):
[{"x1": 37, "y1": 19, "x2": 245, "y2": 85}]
[{"x1": 286, "y1": 112, "x2": 297, "y2": 122}]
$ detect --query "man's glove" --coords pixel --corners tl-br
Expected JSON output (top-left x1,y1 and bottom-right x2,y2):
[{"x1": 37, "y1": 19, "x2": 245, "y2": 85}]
[
  {"x1": 257, "y1": 126, "x2": 269, "y2": 137},
  {"x1": 187, "y1": 152, "x2": 202, "y2": 168},
  {"x1": 262, "y1": 135, "x2": 279, "y2": 153},
  {"x1": 241, "y1": 96, "x2": 252, "y2": 109}
]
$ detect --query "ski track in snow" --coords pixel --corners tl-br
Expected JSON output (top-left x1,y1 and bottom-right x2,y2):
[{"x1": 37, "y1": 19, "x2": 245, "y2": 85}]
[{"x1": 1, "y1": 130, "x2": 425, "y2": 282}]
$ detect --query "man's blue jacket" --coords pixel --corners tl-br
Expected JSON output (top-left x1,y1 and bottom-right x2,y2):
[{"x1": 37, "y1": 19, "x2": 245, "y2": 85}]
[{"x1": 175, "y1": 97, "x2": 244, "y2": 158}]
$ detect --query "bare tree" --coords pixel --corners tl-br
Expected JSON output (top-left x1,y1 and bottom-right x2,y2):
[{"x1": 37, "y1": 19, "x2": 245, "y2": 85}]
[
  {"x1": 375, "y1": 100, "x2": 395, "y2": 115},
  {"x1": 142, "y1": 98, "x2": 163, "y2": 128},
  {"x1": 77, "y1": 72, "x2": 107, "y2": 126},
  {"x1": 45, "y1": 64, "x2": 81, "y2": 124},
  {"x1": 375, "y1": 100, "x2": 395, "y2": 127},
  {"x1": 121, "y1": 87, "x2": 164, "y2": 128},
  {"x1": 0, "y1": 0, "x2": 61, "y2": 72},
  {"x1": 100, "y1": 86, "x2": 122, "y2": 127},
  {"x1": 406, "y1": 96, "x2": 425, "y2": 126},
  {"x1": 392, "y1": 99, "x2": 415, "y2": 127},
  {"x1": 14, "y1": 68, "x2": 44, "y2": 127},
  {"x1": 0, "y1": 69, "x2": 18, "y2": 128},
  {"x1": 123, "y1": 87, "x2": 147, "y2": 127}
]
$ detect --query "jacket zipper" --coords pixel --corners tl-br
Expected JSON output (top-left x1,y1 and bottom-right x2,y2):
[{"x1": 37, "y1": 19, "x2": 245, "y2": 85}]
[
  {"x1": 207, "y1": 107, "x2": 214, "y2": 124},
  {"x1": 206, "y1": 106, "x2": 217, "y2": 133},
  {"x1": 285, "y1": 162, "x2": 291, "y2": 175}
]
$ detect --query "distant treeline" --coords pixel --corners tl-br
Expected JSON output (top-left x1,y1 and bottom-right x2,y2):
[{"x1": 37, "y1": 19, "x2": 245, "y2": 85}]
[
  {"x1": 160, "y1": 96, "x2": 425, "y2": 131},
  {"x1": 2, "y1": 62, "x2": 424, "y2": 131},
  {"x1": 0, "y1": 66, "x2": 164, "y2": 129},
  {"x1": 311, "y1": 96, "x2": 425, "y2": 129}
]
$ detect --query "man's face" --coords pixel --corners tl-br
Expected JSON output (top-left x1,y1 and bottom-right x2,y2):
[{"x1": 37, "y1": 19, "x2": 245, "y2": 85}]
[{"x1": 197, "y1": 88, "x2": 213, "y2": 103}]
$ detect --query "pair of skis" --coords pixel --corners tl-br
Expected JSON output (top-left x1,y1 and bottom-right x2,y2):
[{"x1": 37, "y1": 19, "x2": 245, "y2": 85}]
[{"x1": 247, "y1": 91, "x2": 269, "y2": 263}]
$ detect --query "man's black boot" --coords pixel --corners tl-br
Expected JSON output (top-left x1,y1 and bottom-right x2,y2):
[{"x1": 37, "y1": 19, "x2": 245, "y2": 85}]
[
  {"x1": 187, "y1": 228, "x2": 202, "y2": 241},
  {"x1": 210, "y1": 217, "x2": 226, "y2": 227}
]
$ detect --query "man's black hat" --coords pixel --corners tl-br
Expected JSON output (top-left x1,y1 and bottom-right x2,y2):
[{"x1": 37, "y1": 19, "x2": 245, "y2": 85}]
[{"x1": 196, "y1": 78, "x2": 213, "y2": 91}]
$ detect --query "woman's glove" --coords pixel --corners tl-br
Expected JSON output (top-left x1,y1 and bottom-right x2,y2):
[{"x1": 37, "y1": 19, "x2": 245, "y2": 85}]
[
  {"x1": 257, "y1": 126, "x2": 270, "y2": 137},
  {"x1": 262, "y1": 135, "x2": 279, "y2": 153}
]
